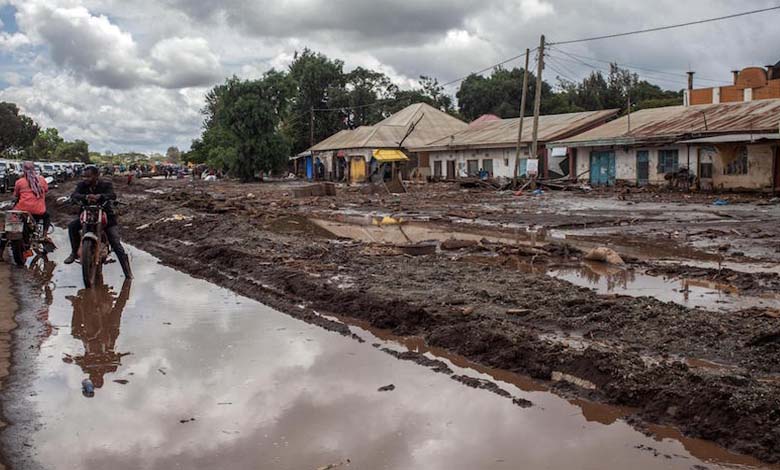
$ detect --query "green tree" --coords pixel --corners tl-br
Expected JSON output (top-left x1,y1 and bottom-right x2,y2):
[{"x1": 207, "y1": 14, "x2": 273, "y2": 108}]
[
  {"x1": 0, "y1": 102, "x2": 39, "y2": 156},
  {"x1": 166, "y1": 146, "x2": 182, "y2": 163},
  {"x1": 196, "y1": 72, "x2": 293, "y2": 181},
  {"x1": 31, "y1": 128, "x2": 65, "y2": 160},
  {"x1": 56, "y1": 140, "x2": 90, "y2": 162},
  {"x1": 456, "y1": 67, "x2": 554, "y2": 121},
  {"x1": 287, "y1": 49, "x2": 346, "y2": 154}
]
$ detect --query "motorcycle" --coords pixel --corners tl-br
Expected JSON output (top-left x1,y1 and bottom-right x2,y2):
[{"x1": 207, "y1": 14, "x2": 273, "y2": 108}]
[
  {"x1": 2, "y1": 209, "x2": 54, "y2": 266},
  {"x1": 76, "y1": 199, "x2": 115, "y2": 288}
]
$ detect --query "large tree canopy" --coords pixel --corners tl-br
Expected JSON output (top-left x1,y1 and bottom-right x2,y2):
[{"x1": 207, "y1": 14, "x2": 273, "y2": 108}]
[{"x1": 0, "y1": 102, "x2": 40, "y2": 156}]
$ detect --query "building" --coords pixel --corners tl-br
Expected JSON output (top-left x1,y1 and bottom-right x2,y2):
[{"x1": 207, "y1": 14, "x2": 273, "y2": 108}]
[
  {"x1": 550, "y1": 99, "x2": 780, "y2": 191},
  {"x1": 408, "y1": 110, "x2": 618, "y2": 180},
  {"x1": 686, "y1": 63, "x2": 780, "y2": 106},
  {"x1": 307, "y1": 103, "x2": 468, "y2": 183}
]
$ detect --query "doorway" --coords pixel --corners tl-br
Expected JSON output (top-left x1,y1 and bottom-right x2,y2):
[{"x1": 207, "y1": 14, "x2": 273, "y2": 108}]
[
  {"x1": 589, "y1": 150, "x2": 615, "y2": 186},
  {"x1": 636, "y1": 150, "x2": 649, "y2": 186},
  {"x1": 446, "y1": 160, "x2": 456, "y2": 180}
]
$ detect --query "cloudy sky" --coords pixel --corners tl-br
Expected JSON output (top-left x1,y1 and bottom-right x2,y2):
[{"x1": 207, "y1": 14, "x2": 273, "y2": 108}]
[{"x1": 1, "y1": 0, "x2": 778, "y2": 154}]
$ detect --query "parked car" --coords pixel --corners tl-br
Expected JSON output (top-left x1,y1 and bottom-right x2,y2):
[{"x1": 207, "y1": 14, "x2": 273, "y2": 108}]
[{"x1": 0, "y1": 160, "x2": 21, "y2": 194}]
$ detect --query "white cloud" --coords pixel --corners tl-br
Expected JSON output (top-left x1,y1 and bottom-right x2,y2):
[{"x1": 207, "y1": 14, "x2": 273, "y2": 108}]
[
  {"x1": 0, "y1": 73, "x2": 206, "y2": 153},
  {"x1": 3, "y1": 0, "x2": 780, "y2": 154},
  {"x1": 0, "y1": 31, "x2": 30, "y2": 49},
  {"x1": 11, "y1": 0, "x2": 220, "y2": 89}
]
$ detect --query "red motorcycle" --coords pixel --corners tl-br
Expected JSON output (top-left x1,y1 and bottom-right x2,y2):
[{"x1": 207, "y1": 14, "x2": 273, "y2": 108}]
[{"x1": 77, "y1": 200, "x2": 114, "y2": 288}]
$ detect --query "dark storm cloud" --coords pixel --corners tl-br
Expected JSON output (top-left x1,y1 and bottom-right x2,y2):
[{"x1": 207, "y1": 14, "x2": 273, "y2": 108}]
[{"x1": 165, "y1": 0, "x2": 492, "y2": 45}]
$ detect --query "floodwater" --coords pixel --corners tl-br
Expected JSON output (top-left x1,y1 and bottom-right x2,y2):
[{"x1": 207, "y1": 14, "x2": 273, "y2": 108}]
[
  {"x1": 8, "y1": 229, "x2": 775, "y2": 469},
  {"x1": 548, "y1": 261, "x2": 780, "y2": 312}
]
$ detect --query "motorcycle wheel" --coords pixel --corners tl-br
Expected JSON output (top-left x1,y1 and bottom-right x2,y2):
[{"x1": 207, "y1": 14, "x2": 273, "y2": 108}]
[
  {"x1": 81, "y1": 239, "x2": 98, "y2": 288},
  {"x1": 10, "y1": 240, "x2": 25, "y2": 266}
]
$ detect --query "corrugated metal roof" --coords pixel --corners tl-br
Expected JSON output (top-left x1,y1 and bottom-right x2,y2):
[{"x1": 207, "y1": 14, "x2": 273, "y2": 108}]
[
  {"x1": 408, "y1": 109, "x2": 619, "y2": 152},
  {"x1": 552, "y1": 99, "x2": 780, "y2": 147},
  {"x1": 310, "y1": 103, "x2": 468, "y2": 152},
  {"x1": 678, "y1": 133, "x2": 780, "y2": 143}
]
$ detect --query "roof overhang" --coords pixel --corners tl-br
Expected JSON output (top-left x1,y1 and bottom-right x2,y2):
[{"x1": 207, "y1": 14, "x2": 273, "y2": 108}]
[{"x1": 678, "y1": 133, "x2": 780, "y2": 144}]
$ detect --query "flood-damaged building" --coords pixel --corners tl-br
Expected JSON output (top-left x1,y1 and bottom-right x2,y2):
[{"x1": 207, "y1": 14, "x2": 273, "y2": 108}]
[
  {"x1": 305, "y1": 103, "x2": 467, "y2": 183},
  {"x1": 550, "y1": 99, "x2": 780, "y2": 191},
  {"x1": 408, "y1": 110, "x2": 618, "y2": 180}
]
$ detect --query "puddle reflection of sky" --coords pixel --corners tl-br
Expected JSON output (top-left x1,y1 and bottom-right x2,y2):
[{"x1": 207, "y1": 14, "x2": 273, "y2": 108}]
[{"x1": 20, "y1": 229, "x2": 770, "y2": 470}]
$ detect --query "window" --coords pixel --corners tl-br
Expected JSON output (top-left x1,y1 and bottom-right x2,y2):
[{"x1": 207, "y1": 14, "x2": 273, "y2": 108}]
[
  {"x1": 700, "y1": 163, "x2": 713, "y2": 179},
  {"x1": 504, "y1": 158, "x2": 509, "y2": 166},
  {"x1": 724, "y1": 146, "x2": 748, "y2": 175},
  {"x1": 482, "y1": 159, "x2": 494, "y2": 176},
  {"x1": 433, "y1": 160, "x2": 442, "y2": 178},
  {"x1": 466, "y1": 159, "x2": 479, "y2": 176},
  {"x1": 657, "y1": 149, "x2": 679, "y2": 174}
]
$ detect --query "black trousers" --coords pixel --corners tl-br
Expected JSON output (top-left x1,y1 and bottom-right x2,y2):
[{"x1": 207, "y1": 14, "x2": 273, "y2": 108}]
[{"x1": 68, "y1": 219, "x2": 127, "y2": 259}]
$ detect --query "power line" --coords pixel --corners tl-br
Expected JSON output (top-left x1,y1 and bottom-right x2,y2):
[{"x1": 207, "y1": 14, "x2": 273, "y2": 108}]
[
  {"x1": 440, "y1": 48, "x2": 537, "y2": 87},
  {"x1": 548, "y1": 50, "x2": 691, "y2": 89},
  {"x1": 549, "y1": 46, "x2": 731, "y2": 84},
  {"x1": 549, "y1": 5, "x2": 780, "y2": 45}
]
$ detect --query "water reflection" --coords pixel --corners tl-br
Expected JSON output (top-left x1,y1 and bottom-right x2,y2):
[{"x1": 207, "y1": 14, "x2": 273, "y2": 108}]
[{"x1": 65, "y1": 281, "x2": 131, "y2": 389}]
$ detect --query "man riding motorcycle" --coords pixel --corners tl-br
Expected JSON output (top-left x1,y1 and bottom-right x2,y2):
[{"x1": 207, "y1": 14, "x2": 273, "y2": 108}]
[
  {"x1": 0, "y1": 161, "x2": 50, "y2": 261},
  {"x1": 64, "y1": 165, "x2": 132, "y2": 279}
]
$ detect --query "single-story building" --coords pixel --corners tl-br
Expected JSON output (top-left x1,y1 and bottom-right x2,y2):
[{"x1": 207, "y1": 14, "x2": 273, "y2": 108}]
[
  {"x1": 307, "y1": 103, "x2": 468, "y2": 183},
  {"x1": 407, "y1": 110, "x2": 618, "y2": 180},
  {"x1": 550, "y1": 99, "x2": 780, "y2": 191}
]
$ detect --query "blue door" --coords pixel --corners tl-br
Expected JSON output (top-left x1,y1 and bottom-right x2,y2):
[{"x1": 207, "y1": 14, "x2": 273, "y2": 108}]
[
  {"x1": 305, "y1": 156, "x2": 313, "y2": 180},
  {"x1": 589, "y1": 151, "x2": 615, "y2": 186},
  {"x1": 519, "y1": 159, "x2": 527, "y2": 177}
]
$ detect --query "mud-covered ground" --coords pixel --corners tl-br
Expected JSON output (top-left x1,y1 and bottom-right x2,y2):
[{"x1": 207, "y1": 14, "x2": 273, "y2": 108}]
[{"x1": 42, "y1": 177, "x2": 780, "y2": 464}]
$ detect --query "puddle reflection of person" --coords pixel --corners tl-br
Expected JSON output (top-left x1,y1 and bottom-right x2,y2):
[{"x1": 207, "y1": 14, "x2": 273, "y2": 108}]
[{"x1": 67, "y1": 280, "x2": 132, "y2": 390}]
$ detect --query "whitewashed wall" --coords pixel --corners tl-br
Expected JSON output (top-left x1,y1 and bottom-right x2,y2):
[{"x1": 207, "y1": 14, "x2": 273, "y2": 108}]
[
  {"x1": 428, "y1": 147, "x2": 529, "y2": 178},
  {"x1": 573, "y1": 145, "x2": 694, "y2": 185}
]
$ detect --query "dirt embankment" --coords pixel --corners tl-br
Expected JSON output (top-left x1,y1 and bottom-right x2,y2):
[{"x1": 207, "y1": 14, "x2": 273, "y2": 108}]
[{"x1": 47, "y1": 178, "x2": 780, "y2": 464}]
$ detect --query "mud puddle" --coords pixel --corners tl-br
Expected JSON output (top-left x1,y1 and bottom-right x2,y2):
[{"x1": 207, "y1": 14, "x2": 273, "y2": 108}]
[
  {"x1": 548, "y1": 261, "x2": 780, "y2": 312},
  {"x1": 4, "y1": 230, "x2": 775, "y2": 469}
]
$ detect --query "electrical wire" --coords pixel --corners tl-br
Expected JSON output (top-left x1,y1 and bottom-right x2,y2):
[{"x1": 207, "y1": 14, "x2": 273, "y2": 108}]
[
  {"x1": 548, "y1": 50, "x2": 692, "y2": 89},
  {"x1": 548, "y1": 5, "x2": 780, "y2": 45},
  {"x1": 549, "y1": 46, "x2": 731, "y2": 84}
]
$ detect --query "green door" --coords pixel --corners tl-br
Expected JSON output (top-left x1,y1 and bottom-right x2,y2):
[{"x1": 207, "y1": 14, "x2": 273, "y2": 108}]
[{"x1": 590, "y1": 151, "x2": 615, "y2": 185}]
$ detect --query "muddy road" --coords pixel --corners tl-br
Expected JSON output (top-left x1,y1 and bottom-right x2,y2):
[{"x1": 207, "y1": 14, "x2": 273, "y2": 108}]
[
  {"x1": 3, "y1": 230, "x2": 773, "y2": 469},
  {"x1": 2, "y1": 178, "x2": 780, "y2": 467}
]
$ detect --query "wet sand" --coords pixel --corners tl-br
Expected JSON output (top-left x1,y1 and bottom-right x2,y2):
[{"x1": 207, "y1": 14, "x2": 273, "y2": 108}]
[
  {"x1": 0, "y1": 263, "x2": 17, "y2": 470},
  {"x1": 2, "y1": 229, "x2": 775, "y2": 469}
]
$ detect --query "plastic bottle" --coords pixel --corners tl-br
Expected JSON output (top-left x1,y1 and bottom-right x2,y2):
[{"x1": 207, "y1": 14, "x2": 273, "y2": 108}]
[{"x1": 82, "y1": 378, "x2": 95, "y2": 397}]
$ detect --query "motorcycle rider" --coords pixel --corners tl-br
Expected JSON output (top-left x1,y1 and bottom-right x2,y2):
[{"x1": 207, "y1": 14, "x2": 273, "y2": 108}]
[
  {"x1": 63, "y1": 165, "x2": 132, "y2": 279},
  {"x1": 0, "y1": 161, "x2": 50, "y2": 261}
]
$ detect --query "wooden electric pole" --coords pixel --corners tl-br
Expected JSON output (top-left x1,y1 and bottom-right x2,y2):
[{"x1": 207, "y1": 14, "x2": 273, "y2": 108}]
[
  {"x1": 530, "y1": 35, "x2": 545, "y2": 187},
  {"x1": 310, "y1": 106, "x2": 315, "y2": 148},
  {"x1": 514, "y1": 48, "x2": 531, "y2": 185}
]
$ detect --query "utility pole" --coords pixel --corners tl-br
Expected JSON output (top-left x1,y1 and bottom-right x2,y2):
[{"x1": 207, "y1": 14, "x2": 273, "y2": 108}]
[
  {"x1": 627, "y1": 93, "x2": 631, "y2": 133},
  {"x1": 310, "y1": 106, "x2": 315, "y2": 148},
  {"x1": 514, "y1": 48, "x2": 530, "y2": 185},
  {"x1": 530, "y1": 35, "x2": 545, "y2": 187}
]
